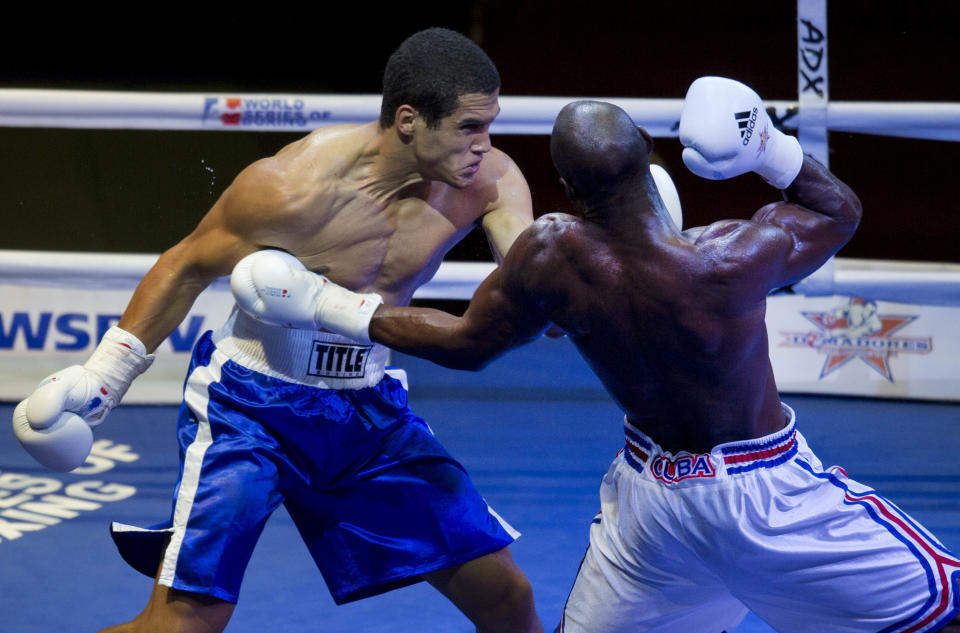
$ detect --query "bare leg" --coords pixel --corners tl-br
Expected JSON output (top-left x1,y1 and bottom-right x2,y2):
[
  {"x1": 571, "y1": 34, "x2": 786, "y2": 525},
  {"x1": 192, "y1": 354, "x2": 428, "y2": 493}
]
[
  {"x1": 424, "y1": 547, "x2": 543, "y2": 633},
  {"x1": 936, "y1": 615, "x2": 960, "y2": 632},
  {"x1": 96, "y1": 581, "x2": 234, "y2": 633}
]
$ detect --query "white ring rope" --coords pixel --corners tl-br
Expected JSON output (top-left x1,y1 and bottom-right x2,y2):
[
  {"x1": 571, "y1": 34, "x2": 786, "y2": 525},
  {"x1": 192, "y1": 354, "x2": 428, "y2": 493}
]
[
  {"x1": 0, "y1": 251, "x2": 957, "y2": 307},
  {"x1": 1, "y1": 89, "x2": 959, "y2": 141},
  {"x1": 0, "y1": 86, "x2": 957, "y2": 307},
  {"x1": 0, "y1": 250, "x2": 497, "y2": 301}
]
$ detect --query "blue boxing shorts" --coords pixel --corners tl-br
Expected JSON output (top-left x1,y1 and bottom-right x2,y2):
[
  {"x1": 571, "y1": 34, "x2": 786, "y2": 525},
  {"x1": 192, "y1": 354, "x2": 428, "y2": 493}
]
[{"x1": 111, "y1": 326, "x2": 518, "y2": 604}]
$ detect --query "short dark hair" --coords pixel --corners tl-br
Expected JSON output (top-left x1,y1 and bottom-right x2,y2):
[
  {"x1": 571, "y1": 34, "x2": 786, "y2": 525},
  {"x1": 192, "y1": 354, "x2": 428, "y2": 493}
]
[
  {"x1": 550, "y1": 101, "x2": 651, "y2": 200},
  {"x1": 380, "y1": 27, "x2": 501, "y2": 129}
]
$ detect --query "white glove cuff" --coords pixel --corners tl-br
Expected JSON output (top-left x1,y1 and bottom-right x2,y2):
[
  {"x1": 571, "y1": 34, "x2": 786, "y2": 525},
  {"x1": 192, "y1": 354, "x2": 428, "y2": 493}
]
[
  {"x1": 83, "y1": 326, "x2": 155, "y2": 398},
  {"x1": 755, "y1": 131, "x2": 804, "y2": 190},
  {"x1": 316, "y1": 285, "x2": 384, "y2": 345}
]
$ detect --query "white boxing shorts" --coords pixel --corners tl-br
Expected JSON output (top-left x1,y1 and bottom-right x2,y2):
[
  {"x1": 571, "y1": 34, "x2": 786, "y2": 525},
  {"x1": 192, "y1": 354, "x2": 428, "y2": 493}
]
[{"x1": 558, "y1": 403, "x2": 960, "y2": 633}]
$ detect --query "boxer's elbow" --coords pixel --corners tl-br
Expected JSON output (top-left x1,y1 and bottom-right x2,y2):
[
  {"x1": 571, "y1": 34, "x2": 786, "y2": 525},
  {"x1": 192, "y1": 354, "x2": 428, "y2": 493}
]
[
  {"x1": 446, "y1": 325, "x2": 541, "y2": 371},
  {"x1": 436, "y1": 339, "x2": 506, "y2": 371},
  {"x1": 372, "y1": 328, "x2": 502, "y2": 371},
  {"x1": 832, "y1": 181, "x2": 863, "y2": 234},
  {"x1": 845, "y1": 189, "x2": 863, "y2": 231}
]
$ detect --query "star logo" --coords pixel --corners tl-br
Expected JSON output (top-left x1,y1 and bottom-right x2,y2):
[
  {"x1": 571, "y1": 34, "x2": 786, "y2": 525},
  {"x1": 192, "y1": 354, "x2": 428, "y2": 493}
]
[
  {"x1": 779, "y1": 298, "x2": 932, "y2": 381},
  {"x1": 756, "y1": 126, "x2": 770, "y2": 158}
]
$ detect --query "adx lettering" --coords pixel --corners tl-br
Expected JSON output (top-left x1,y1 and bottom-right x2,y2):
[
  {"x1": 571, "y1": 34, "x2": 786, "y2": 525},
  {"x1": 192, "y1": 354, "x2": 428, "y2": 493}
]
[
  {"x1": 799, "y1": 19, "x2": 827, "y2": 99},
  {"x1": 261, "y1": 286, "x2": 290, "y2": 299}
]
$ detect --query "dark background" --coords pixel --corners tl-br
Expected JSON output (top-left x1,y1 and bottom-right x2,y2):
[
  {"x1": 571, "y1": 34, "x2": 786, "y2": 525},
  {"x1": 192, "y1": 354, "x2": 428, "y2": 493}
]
[{"x1": 2, "y1": 1, "x2": 957, "y2": 263}]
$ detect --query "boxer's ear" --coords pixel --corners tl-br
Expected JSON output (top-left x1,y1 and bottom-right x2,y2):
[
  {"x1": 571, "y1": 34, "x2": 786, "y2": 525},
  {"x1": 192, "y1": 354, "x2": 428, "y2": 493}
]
[
  {"x1": 637, "y1": 126, "x2": 654, "y2": 154},
  {"x1": 396, "y1": 105, "x2": 418, "y2": 139}
]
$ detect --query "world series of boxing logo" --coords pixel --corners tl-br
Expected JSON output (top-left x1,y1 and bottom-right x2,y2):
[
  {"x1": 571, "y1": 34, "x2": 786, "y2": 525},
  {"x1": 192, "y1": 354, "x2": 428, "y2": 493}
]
[{"x1": 201, "y1": 97, "x2": 333, "y2": 129}]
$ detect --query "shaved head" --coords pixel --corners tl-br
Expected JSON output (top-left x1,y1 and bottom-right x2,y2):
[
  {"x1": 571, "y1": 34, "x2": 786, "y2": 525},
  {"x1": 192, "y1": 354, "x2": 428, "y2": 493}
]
[{"x1": 550, "y1": 101, "x2": 652, "y2": 200}]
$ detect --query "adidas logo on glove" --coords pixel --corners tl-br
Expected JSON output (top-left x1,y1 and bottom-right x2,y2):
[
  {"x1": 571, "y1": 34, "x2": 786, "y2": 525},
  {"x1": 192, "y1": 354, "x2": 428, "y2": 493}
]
[{"x1": 735, "y1": 108, "x2": 759, "y2": 145}]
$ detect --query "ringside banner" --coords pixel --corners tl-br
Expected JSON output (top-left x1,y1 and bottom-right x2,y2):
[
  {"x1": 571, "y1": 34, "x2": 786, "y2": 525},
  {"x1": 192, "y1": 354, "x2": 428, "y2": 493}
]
[
  {"x1": 0, "y1": 251, "x2": 496, "y2": 404},
  {"x1": 0, "y1": 282, "x2": 234, "y2": 404},
  {"x1": 0, "y1": 252, "x2": 957, "y2": 403},
  {"x1": 767, "y1": 294, "x2": 957, "y2": 401}
]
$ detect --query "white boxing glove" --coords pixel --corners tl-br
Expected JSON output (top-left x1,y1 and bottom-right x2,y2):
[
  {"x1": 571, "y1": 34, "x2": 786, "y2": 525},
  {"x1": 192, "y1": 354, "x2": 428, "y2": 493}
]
[
  {"x1": 231, "y1": 249, "x2": 383, "y2": 344},
  {"x1": 679, "y1": 76, "x2": 803, "y2": 189},
  {"x1": 12, "y1": 326, "x2": 154, "y2": 471},
  {"x1": 650, "y1": 163, "x2": 682, "y2": 230}
]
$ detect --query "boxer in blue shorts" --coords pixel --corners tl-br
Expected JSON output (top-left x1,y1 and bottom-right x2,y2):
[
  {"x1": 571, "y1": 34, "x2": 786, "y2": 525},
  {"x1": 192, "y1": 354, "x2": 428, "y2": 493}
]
[
  {"x1": 13, "y1": 28, "x2": 544, "y2": 633},
  {"x1": 110, "y1": 327, "x2": 519, "y2": 607},
  {"x1": 258, "y1": 79, "x2": 960, "y2": 632}
]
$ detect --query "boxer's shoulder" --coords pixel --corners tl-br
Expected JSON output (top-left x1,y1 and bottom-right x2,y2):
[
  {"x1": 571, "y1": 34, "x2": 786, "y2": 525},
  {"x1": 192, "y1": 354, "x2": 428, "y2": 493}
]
[
  {"x1": 519, "y1": 213, "x2": 588, "y2": 255},
  {"x1": 502, "y1": 213, "x2": 593, "y2": 292}
]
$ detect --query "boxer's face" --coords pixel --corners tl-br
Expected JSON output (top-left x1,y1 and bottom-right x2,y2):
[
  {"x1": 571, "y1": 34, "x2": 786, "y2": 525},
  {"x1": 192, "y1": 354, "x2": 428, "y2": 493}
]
[{"x1": 412, "y1": 90, "x2": 500, "y2": 188}]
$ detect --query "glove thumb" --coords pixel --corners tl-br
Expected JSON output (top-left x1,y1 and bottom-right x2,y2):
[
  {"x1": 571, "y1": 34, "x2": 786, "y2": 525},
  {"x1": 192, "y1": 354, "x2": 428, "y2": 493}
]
[
  {"x1": 25, "y1": 365, "x2": 88, "y2": 428},
  {"x1": 682, "y1": 147, "x2": 730, "y2": 181},
  {"x1": 13, "y1": 399, "x2": 93, "y2": 472}
]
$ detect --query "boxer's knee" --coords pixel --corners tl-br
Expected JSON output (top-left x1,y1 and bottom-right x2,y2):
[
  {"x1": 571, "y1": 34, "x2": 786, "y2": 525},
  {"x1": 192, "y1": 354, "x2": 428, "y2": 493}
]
[
  {"x1": 425, "y1": 547, "x2": 541, "y2": 633},
  {"x1": 479, "y1": 561, "x2": 536, "y2": 622}
]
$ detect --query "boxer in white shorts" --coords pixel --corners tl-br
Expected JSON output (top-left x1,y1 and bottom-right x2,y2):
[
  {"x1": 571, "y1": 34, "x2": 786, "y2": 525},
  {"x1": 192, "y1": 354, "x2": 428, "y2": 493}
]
[
  {"x1": 558, "y1": 404, "x2": 959, "y2": 632},
  {"x1": 276, "y1": 78, "x2": 960, "y2": 632}
]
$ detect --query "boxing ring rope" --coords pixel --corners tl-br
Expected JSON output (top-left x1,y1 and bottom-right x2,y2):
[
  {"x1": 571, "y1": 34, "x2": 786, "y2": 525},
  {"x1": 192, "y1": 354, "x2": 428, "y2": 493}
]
[
  {"x1": 1, "y1": 89, "x2": 959, "y2": 141},
  {"x1": 1, "y1": 4, "x2": 955, "y2": 404},
  {"x1": 0, "y1": 251, "x2": 958, "y2": 307},
  {"x1": 1, "y1": 86, "x2": 958, "y2": 404},
  {"x1": 0, "y1": 250, "x2": 496, "y2": 300},
  {"x1": 1, "y1": 88, "x2": 958, "y2": 307}
]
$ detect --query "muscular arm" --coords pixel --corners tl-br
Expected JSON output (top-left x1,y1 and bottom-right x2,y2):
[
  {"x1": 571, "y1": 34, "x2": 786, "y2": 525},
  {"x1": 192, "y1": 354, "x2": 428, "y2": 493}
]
[
  {"x1": 479, "y1": 154, "x2": 534, "y2": 263},
  {"x1": 707, "y1": 155, "x2": 861, "y2": 296},
  {"x1": 369, "y1": 266, "x2": 549, "y2": 370},
  {"x1": 368, "y1": 215, "x2": 573, "y2": 370},
  {"x1": 118, "y1": 223, "x2": 253, "y2": 353},
  {"x1": 118, "y1": 161, "x2": 291, "y2": 352},
  {"x1": 755, "y1": 155, "x2": 861, "y2": 284},
  {"x1": 781, "y1": 154, "x2": 862, "y2": 227}
]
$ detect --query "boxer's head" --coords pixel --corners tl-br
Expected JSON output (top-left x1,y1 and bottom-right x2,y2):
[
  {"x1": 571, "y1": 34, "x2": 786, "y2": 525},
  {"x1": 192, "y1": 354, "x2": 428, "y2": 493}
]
[
  {"x1": 550, "y1": 100, "x2": 653, "y2": 203},
  {"x1": 380, "y1": 27, "x2": 501, "y2": 130}
]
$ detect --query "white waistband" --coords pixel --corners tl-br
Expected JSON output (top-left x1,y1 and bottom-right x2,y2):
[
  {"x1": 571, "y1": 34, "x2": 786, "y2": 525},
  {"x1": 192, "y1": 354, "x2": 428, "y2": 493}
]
[
  {"x1": 623, "y1": 403, "x2": 799, "y2": 475},
  {"x1": 211, "y1": 307, "x2": 388, "y2": 389}
]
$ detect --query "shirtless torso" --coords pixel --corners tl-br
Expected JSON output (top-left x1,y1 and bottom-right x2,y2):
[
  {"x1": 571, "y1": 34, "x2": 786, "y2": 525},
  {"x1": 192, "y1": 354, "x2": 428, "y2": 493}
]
[
  {"x1": 120, "y1": 91, "x2": 532, "y2": 352},
  {"x1": 366, "y1": 117, "x2": 859, "y2": 454}
]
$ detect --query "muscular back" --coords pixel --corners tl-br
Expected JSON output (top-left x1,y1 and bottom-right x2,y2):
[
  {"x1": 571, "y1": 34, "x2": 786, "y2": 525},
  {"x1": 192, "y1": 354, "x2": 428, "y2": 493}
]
[
  {"x1": 505, "y1": 213, "x2": 779, "y2": 452},
  {"x1": 502, "y1": 159, "x2": 860, "y2": 452}
]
